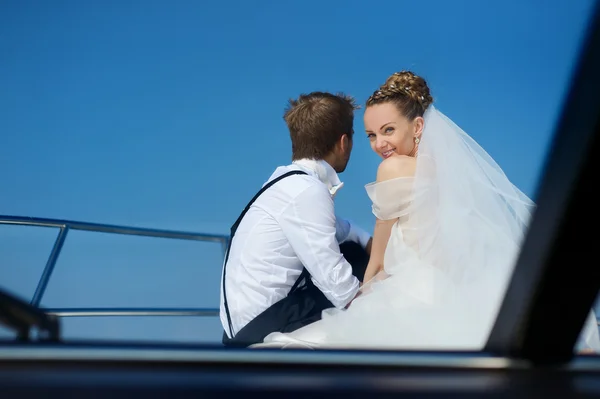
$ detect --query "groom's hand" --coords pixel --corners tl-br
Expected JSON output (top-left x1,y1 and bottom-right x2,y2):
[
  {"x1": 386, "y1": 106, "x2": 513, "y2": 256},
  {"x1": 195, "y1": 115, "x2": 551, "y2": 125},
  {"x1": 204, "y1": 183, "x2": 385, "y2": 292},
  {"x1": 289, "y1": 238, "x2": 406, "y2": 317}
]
[
  {"x1": 345, "y1": 287, "x2": 363, "y2": 309},
  {"x1": 336, "y1": 217, "x2": 371, "y2": 251}
]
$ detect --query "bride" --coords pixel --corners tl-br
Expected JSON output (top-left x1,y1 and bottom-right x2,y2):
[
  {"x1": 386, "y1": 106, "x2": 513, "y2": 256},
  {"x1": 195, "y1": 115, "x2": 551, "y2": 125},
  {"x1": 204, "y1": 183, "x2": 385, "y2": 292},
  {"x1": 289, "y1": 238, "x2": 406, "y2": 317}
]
[{"x1": 252, "y1": 71, "x2": 600, "y2": 352}]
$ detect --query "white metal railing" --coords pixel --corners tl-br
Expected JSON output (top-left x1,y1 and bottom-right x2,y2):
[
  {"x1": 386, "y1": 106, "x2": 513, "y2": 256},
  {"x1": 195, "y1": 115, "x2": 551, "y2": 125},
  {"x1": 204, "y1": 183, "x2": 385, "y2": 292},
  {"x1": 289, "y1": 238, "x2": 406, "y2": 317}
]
[{"x1": 0, "y1": 215, "x2": 228, "y2": 318}]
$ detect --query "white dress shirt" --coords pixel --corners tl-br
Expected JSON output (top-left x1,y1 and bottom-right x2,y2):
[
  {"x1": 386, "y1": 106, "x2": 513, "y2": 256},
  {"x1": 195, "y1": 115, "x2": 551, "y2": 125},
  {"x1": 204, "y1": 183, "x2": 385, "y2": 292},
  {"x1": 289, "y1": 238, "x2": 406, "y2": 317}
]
[{"x1": 220, "y1": 159, "x2": 371, "y2": 338}]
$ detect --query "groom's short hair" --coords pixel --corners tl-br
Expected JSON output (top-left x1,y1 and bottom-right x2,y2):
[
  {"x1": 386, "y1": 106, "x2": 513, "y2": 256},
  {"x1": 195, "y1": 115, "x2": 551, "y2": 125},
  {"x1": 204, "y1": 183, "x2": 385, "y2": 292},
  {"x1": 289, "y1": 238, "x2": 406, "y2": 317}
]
[{"x1": 284, "y1": 91, "x2": 359, "y2": 161}]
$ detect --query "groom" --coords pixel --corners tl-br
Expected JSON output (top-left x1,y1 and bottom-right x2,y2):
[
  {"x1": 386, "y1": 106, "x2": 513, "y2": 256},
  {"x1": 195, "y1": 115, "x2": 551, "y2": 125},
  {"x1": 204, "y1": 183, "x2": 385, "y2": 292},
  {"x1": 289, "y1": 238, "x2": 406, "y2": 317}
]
[{"x1": 219, "y1": 91, "x2": 372, "y2": 347}]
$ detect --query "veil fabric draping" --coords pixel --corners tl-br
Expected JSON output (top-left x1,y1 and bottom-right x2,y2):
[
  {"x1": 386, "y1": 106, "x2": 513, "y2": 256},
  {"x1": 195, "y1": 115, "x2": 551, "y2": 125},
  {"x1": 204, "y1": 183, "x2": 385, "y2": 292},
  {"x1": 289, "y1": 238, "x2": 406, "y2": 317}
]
[{"x1": 253, "y1": 106, "x2": 600, "y2": 352}]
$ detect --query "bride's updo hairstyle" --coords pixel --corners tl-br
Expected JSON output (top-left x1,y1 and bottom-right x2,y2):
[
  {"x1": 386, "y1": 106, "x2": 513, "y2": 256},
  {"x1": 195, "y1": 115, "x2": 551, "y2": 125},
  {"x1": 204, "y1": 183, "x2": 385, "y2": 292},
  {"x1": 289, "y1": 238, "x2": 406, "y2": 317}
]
[{"x1": 366, "y1": 70, "x2": 434, "y2": 121}]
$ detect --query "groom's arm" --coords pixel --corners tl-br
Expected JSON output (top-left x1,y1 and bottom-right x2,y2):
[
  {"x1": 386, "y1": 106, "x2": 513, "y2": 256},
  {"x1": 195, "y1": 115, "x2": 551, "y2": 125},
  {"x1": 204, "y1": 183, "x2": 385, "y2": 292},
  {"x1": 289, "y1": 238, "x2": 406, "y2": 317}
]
[{"x1": 278, "y1": 184, "x2": 360, "y2": 309}]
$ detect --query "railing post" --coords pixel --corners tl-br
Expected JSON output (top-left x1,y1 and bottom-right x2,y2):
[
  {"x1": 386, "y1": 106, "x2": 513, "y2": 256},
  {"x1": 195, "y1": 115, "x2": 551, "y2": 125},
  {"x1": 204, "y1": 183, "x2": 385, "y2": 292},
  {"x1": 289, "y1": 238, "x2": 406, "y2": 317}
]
[
  {"x1": 31, "y1": 226, "x2": 69, "y2": 307},
  {"x1": 221, "y1": 238, "x2": 229, "y2": 262}
]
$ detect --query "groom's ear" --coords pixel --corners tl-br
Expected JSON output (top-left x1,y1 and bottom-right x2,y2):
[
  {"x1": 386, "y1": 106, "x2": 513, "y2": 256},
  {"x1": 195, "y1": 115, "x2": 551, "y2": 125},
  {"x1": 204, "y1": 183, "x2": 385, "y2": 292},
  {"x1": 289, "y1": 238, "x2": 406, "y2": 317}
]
[{"x1": 340, "y1": 133, "x2": 352, "y2": 153}]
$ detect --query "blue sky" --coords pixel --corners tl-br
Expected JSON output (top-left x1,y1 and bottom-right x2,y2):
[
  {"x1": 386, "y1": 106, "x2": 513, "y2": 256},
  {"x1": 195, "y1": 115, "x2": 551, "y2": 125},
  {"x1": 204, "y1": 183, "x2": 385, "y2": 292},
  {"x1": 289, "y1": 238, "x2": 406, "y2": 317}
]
[{"x1": 0, "y1": 0, "x2": 596, "y2": 343}]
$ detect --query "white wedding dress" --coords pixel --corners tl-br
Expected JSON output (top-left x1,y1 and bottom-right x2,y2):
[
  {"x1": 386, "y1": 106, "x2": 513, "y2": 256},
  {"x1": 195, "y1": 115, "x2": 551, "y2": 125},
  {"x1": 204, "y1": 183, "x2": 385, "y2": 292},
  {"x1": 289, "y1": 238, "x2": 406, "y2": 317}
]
[{"x1": 251, "y1": 106, "x2": 600, "y2": 352}]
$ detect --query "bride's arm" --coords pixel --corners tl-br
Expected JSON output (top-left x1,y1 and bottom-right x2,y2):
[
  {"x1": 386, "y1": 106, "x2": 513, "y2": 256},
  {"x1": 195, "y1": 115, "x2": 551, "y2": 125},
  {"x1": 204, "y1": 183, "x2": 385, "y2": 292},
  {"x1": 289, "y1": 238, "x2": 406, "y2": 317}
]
[
  {"x1": 363, "y1": 155, "x2": 417, "y2": 283},
  {"x1": 363, "y1": 218, "x2": 396, "y2": 282}
]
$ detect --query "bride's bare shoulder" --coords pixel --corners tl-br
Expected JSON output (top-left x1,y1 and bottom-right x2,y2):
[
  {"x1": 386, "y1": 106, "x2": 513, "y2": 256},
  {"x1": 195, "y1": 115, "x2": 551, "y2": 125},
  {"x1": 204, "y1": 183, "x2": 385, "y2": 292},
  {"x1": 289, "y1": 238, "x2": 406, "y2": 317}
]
[{"x1": 376, "y1": 155, "x2": 417, "y2": 182}]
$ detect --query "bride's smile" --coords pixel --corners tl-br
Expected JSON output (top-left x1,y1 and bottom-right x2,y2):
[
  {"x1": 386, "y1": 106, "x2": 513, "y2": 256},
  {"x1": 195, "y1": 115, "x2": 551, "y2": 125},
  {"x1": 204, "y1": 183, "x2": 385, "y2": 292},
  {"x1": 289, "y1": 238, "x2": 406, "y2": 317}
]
[{"x1": 381, "y1": 149, "x2": 396, "y2": 158}]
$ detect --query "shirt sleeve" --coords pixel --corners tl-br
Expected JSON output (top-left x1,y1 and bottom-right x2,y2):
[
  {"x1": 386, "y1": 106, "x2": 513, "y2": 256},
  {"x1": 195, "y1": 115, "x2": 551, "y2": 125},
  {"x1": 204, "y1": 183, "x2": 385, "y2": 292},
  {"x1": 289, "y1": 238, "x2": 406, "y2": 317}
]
[
  {"x1": 277, "y1": 183, "x2": 360, "y2": 309},
  {"x1": 336, "y1": 217, "x2": 372, "y2": 249}
]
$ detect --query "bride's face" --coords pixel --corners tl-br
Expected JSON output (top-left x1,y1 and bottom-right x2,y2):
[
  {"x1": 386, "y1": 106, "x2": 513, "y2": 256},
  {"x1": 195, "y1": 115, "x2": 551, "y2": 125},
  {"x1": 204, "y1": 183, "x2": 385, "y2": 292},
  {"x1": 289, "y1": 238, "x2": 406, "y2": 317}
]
[{"x1": 364, "y1": 103, "x2": 422, "y2": 159}]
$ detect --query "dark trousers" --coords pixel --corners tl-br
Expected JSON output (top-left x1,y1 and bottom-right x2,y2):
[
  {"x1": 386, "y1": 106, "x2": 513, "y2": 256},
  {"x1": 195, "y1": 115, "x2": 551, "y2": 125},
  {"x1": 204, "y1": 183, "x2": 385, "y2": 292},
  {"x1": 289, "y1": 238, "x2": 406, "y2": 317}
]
[{"x1": 222, "y1": 241, "x2": 369, "y2": 347}]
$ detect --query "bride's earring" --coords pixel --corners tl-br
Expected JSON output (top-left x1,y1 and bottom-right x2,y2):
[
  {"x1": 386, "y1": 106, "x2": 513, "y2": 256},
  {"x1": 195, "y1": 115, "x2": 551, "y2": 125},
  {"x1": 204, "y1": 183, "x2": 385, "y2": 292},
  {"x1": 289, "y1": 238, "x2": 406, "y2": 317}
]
[{"x1": 409, "y1": 136, "x2": 420, "y2": 157}]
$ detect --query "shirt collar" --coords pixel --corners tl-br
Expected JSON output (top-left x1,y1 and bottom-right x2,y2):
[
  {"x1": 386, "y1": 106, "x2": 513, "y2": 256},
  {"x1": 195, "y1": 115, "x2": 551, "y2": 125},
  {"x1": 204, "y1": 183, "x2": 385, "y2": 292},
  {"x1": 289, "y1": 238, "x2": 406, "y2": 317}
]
[{"x1": 292, "y1": 159, "x2": 344, "y2": 197}]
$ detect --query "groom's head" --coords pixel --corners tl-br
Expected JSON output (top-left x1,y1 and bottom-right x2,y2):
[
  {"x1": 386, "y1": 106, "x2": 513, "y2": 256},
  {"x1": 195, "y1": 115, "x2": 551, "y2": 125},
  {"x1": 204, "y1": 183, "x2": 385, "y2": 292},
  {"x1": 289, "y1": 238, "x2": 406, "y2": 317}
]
[{"x1": 284, "y1": 91, "x2": 359, "y2": 173}]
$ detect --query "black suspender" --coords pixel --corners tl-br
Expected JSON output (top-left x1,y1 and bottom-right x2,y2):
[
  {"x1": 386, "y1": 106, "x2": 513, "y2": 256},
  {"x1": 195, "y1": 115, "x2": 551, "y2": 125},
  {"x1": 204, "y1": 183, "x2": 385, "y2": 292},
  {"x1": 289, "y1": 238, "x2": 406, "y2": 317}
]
[{"x1": 221, "y1": 170, "x2": 308, "y2": 338}]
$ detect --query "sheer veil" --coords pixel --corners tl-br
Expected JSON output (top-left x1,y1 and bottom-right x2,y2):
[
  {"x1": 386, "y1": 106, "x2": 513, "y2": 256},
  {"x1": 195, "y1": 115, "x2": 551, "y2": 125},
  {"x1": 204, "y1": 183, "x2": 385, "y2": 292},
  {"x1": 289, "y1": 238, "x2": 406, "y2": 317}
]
[{"x1": 409, "y1": 105, "x2": 535, "y2": 310}]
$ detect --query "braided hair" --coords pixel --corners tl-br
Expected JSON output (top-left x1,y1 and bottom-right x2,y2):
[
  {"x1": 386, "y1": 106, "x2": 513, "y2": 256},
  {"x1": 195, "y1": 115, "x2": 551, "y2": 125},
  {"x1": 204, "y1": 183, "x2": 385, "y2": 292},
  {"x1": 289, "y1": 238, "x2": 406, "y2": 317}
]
[{"x1": 366, "y1": 71, "x2": 434, "y2": 120}]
